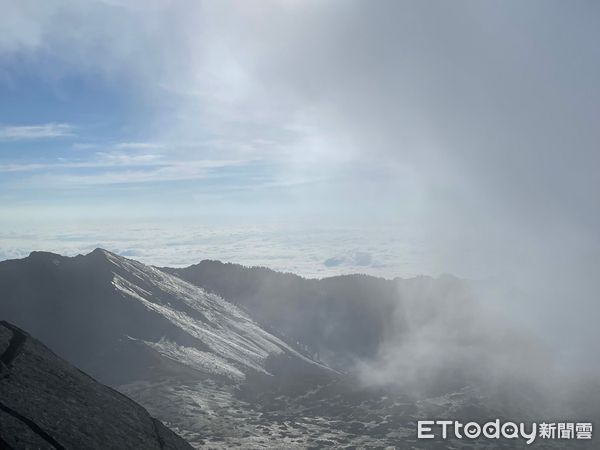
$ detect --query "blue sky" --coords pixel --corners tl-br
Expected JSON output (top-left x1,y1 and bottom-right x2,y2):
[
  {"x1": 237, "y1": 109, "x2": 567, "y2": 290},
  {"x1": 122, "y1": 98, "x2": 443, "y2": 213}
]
[
  {"x1": 0, "y1": 60, "x2": 401, "y2": 224},
  {"x1": 0, "y1": 58, "x2": 280, "y2": 221},
  {"x1": 2, "y1": 1, "x2": 433, "y2": 228}
]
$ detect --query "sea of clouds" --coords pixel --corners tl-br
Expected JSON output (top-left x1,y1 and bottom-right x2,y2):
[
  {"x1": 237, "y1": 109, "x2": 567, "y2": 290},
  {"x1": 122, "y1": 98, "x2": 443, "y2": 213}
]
[{"x1": 0, "y1": 221, "x2": 435, "y2": 279}]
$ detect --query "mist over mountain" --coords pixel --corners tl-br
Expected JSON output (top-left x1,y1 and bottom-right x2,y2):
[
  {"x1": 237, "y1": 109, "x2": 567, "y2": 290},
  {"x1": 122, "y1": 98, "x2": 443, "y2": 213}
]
[
  {"x1": 1, "y1": 249, "x2": 597, "y2": 448},
  {"x1": 165, "y1": 261, "x2": 401, "y2": 369},
  {"x1": 166, "y1": 259, "x2": 600, "y2": 405}
]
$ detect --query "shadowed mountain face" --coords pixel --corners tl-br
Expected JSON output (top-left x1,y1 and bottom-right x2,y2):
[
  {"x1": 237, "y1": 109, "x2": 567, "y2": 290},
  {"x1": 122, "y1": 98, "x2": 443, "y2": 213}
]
[
  {"x1": 0, "y1": 320, "x2": 192, "y2": 450},
  {"x1": 165, "y1": 261, "x2": 478, "y2": 376},
  {"x1": 164, "y1": 261, "x2": 402, "y2": 369}
]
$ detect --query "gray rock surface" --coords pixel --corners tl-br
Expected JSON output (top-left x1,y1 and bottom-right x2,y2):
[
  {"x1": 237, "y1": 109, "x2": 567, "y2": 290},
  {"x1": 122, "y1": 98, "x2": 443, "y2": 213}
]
[{"x1": 0, "y1": 320, "x2": 193, "y2": 450}]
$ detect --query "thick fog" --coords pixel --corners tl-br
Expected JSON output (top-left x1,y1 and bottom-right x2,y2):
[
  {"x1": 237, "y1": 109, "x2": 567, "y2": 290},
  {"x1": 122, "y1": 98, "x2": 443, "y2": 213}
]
[
  {"x1": 200, "y1": 1, "x2": 600, "y2": 371},
  {"x1": 217, "y1": 1, "x2": 600, "y2": 374}
]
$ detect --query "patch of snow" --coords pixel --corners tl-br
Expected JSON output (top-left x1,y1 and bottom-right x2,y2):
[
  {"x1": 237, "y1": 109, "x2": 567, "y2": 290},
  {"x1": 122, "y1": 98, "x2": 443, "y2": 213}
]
[
  {"x1": 105, "y1": 250, "x2": 328, "y2": 376},
  {"x1": 145, "y1": 337, "x2": 245, "y2": 382}
]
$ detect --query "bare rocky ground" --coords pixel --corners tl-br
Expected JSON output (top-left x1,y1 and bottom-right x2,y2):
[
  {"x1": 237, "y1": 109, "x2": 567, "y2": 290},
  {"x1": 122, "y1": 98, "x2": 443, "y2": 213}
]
[{"x1": 120, "y1": 364, "x2": 595, "y2": 449}]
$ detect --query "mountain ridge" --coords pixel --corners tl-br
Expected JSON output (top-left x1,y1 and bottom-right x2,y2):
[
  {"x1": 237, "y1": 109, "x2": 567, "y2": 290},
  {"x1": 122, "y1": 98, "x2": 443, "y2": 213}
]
[
  {"x1": 0, "y1": 248, "x2": 341, "y2": 447},
  {"x1": 0, "y1": 247, "x2": 331, "y2": 382},
  {"x1": 3, "y1": 249, "x2": 593, "y2": 448}
]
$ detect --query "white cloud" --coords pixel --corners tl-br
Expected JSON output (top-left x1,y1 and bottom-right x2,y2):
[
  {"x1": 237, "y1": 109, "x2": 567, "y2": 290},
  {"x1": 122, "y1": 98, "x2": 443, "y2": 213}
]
[
  {"x1": 0, "y1": 222, "x2": 417, "y2": 279},
  {"x1": 0, "y1": 151, "x2": 163, "y2": 173},
  {"x1": 12, "y1": 159, "x2": 245, "y2": 186},
  {"x1": 0, "y1": 145, "x2": 247, "y2": 186},
  {"x1": 0, "y1": 123, "x2": 75, "y2": 140},
  {"x1": 113, "y1": 142, "x2": 165, "y2": 150}
]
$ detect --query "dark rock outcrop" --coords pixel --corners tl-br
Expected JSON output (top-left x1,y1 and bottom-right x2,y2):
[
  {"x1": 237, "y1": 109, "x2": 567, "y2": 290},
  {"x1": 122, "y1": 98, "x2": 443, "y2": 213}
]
[{"x1": 0, "y1": 320, "x2": 192, "y2": 450}]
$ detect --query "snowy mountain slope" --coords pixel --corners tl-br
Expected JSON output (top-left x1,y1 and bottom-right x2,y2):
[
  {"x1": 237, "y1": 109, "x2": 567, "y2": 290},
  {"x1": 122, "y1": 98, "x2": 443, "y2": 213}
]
[
  {"x1": 0, "y1": 248, "x2": 330, "y2": 384},
  {"x1": 103, "y1": 249, "x2": 329, "y2": 379}
]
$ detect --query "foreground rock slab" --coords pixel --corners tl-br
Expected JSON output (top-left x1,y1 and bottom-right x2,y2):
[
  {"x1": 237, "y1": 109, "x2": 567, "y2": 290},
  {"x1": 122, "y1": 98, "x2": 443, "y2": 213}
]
[{"x1": 0, "y1": 320, "x2": 192, "y2": 450}]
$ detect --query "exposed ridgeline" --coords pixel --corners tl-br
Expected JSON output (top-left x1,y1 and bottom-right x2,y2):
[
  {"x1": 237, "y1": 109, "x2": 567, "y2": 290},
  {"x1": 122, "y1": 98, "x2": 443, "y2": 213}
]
[
  {"x1": 0, "y1": 249, "x2": 330, "y2": 386},
  {"x1": 163, "y1": 261, "x2": 466, "y2": 371},
  {"x1": 163, "y1": 262, "x2": 398, "y2": 369},
  {"x1": 0, "y1": 321, "x2": 192, "y2": 450}
]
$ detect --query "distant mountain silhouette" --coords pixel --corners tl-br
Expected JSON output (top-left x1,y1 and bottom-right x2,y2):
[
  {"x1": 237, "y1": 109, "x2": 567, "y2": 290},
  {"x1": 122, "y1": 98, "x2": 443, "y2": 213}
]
[{"x1": 0, "y1": 320, "x2": 191, "y2": 449}]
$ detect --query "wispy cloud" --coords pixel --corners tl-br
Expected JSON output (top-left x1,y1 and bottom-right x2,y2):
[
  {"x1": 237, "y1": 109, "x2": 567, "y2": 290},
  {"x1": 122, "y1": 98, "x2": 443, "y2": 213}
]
[
  {"x1": 8, "y1": 158, "x2": 245, "y2": 186},
  {"x1": 0, "y1": 138, "x2": 253, "y2": 187},
  {"x1": 0, "y1": 123, "x2": 75, "y2": 140},
  {"x1": 0, "y1": 152, "x2": 163, "y2": 173},
  {"x1": 113, "y1": 142, "x2": 165, "y2": 150}
]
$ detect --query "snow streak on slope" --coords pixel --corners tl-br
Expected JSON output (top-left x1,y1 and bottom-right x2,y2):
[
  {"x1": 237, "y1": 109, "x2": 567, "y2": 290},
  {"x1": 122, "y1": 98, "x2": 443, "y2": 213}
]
[
  {"x1": 102, "y1": 250, "x2": 322, "y2": 379},
  {"x1": 144, "y1": 338, "x2": 246, "y2": 382}
]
